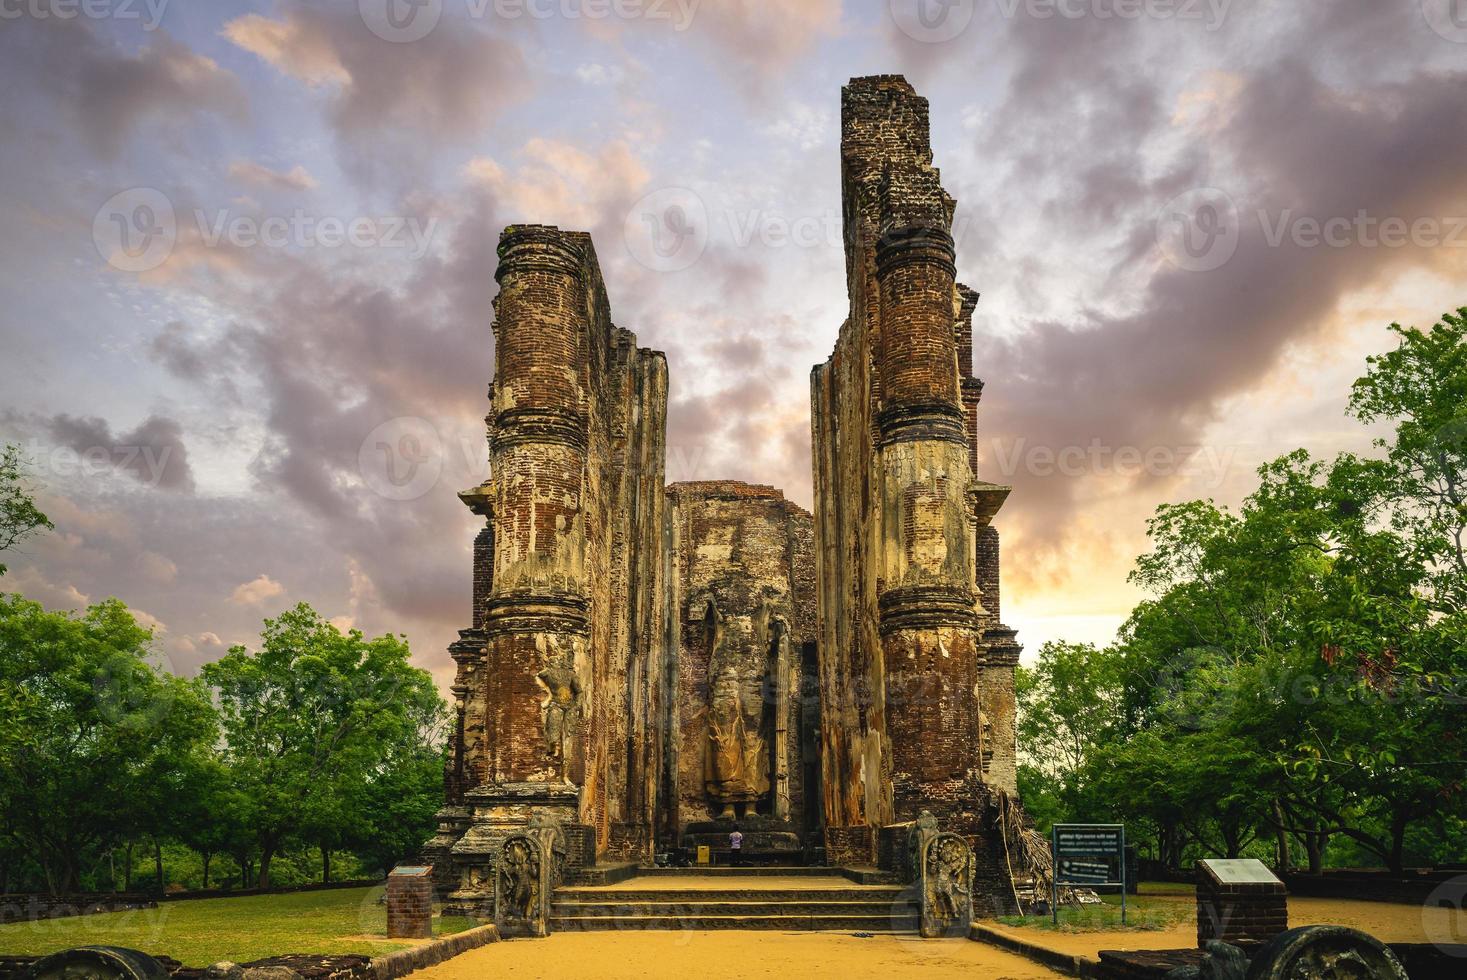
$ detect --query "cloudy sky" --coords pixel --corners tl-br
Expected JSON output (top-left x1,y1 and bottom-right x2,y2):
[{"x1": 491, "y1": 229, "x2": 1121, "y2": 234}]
[{"x1": 2, "y1": 0, "x2": 1466, "y2": 688}]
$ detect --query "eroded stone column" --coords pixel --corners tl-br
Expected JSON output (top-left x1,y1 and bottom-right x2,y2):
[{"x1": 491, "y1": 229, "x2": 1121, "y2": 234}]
[
  {"x1": 872, "y1": 221, "x2": 987, "y2": 824},
  {"x1": 446, "y1": 226, "x2": 591, "y2": 915},
  {"x1": 484, "y1": 225, "x2": 592, "y2": 789}
]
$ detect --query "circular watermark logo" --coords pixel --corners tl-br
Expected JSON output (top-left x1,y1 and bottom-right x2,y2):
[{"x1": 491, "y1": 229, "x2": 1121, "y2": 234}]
[
  {"x1": 1155, "y1": 187, "x2": 1240, "y2": 272},
  {"x1": 1422, "y1": 0, "x2": 1467, "y2": 42},
  {"x1": 358, "y1": 417, "x2": 444, "y2": 501},
  {"x1": 93, "y1": 187, "x2": 176, "y2": 273},
  {"x1": 623, "y1": 187, "x2": 709, "y2": 272},
  {"x1": 359, "y1": 0, "x2": 443, "y2": 42},
  {"x1": 1423, "y1": 875, "x2": 1467, "y2": 953},
  {"x1": 889, "y1": 0, "x2": 975, "y2": 43}
]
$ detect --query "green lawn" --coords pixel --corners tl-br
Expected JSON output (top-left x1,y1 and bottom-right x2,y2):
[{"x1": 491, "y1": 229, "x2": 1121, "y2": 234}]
[
  {"x1": 0, "y1": 887, "x2": 479, "y2": 966},
  {"x1": 997, "y1": 884, "x2": 1195, "y2": 933}
]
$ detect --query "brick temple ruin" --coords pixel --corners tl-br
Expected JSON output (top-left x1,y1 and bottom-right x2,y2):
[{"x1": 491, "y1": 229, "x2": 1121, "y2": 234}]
[{"x1": 423, "y1": 75, "x2": 1033, "y2": 933}]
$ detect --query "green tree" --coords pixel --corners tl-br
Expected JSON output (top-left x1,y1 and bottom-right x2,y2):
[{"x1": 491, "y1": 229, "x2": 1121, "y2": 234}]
[
  {"x1": 0, "y1": 595, "x2": 216, "y2": 893},
  {"x1": 1053, "y1": 312, "x2": 1467, "y2": 873},
  {"x1": 202, "y1": 604, "x2": 445, "y2": 889},
  {"x1": 1348, "y1": 310, "x2": 1467, "y2": 614},
  {"x1": 1015, "y1": 641, "x2": 1126, "y2": 807},
  {"x1": 0, "y1": 444, "x2": 52, "y2": 575}
]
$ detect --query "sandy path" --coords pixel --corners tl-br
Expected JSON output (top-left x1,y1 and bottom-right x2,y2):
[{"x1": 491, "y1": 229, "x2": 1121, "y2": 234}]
[
  {"x1": 415, "y1": 931, "x2": 1066, "y2": 979},
  {"x1": 981, "y1": 895, "x2": 1466, "y2": 958}
]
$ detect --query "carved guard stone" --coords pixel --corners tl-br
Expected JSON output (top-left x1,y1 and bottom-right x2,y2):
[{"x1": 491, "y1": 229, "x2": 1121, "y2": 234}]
[{"x1": 908, "y1": 813, "x2": 973, "y2": 939}]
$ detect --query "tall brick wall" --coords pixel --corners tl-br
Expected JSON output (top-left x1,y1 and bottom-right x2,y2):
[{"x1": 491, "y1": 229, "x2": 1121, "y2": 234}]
[
  {"x1": 810, "y1": 76, "x2": 1024, "y2": 885},
  {"x1": 433, "y1": 225, "x2": 669, "y2": 877}
]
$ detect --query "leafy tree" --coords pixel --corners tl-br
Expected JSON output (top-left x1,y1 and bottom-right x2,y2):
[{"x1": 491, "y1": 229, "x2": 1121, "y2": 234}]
[
  {"x1": 0, "y1": 444, "x2": 52, "y2": 575},
  {"x1": 1024, "y1": 312, "x2": 1467, "y2": 874},
  {"x1": 1016, "y1": 641, "x2": 1125, "y2": 807},
  {"x1": 0, "y1": 596, "x2": 216, "y2": 893},
  {"x1": 202, "y1": 604, "x2": 445, "y2": 889},
  {"x1": 1348, "y1": 310, "x2": 1467, "y2": 614},
  {"x1": 348, "y1": 743, "x2": 448, "y2": 877}
]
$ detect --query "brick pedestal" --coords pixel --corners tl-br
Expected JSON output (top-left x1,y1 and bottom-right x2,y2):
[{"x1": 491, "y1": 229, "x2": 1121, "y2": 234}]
[
  {"x1": 387, "y1": 866, "x2": 434, "y2": 940},
  {"x1": 1196, "y1": 858, "x2": 1287, "y2": 947}
]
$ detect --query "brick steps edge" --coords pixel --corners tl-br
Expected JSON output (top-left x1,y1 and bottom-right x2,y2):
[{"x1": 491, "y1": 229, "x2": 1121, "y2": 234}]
[
  {"x1": 369, "y1": 923, "x2": 500, "y2": 980},
  {"x1": 967, "y1": 922, "x2": 1102, "y2": 978}
]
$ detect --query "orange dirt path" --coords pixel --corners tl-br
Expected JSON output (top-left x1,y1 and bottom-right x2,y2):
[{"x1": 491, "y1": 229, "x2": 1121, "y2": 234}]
[{"x1": 414, "y1": 930, "x2": 1066, "y2": 979}]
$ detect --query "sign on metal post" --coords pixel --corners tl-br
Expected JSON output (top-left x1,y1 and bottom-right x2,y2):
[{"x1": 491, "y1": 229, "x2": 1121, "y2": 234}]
[{"x1": 1051, "y1": 823, "x2": 1127, "y2": 925}]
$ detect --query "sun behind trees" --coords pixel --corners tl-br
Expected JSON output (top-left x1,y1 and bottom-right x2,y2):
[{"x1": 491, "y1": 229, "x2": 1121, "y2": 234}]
[
  {"x1": 0, "y1": 594, "x2": 448, "y2": 895},
  {"x1": 1017, "y1": 309, "x2": 1467, "y2": 876}
]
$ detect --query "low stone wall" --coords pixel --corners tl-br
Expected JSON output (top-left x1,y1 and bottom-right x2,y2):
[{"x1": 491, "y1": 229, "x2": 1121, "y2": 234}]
[
  {"x1": 161, "y1": 880, "x2": 382, "y2": 902},
  {"x1": 1283, "y1": 870, "x2": 1466, "y2": 906},
  {"x1": 968, "y1": 922, "x2": 1098, "y2": 977},
  {"x1": 0, "y1": 893, "x2": 156, "y2": 925},
  {"x1": 368, "y1": 924, "x2": 499, "y2": 980}
]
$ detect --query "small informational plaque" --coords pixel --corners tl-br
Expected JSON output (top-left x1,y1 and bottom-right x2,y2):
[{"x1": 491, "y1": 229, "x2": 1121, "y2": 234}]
[
  {"x1": 1200, "y1": 858, "x2": 1282, "y2": 886},
  {"x1": 390, "y1": 865, "x2": 432, "y2": 877}
]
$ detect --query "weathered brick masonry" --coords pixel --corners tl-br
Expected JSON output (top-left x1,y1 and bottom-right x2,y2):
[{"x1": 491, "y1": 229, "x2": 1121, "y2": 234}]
[
  {"x1": 809, "y1": 75, "x2": 1025, "y2": 909},
  {"x1": 428, "y1": 76, "x2": 1031, "y2": 919}
]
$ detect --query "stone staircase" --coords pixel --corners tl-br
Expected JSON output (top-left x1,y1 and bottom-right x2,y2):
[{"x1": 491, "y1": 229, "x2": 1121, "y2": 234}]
[{"x1": 550, "y1": 869, "x2": 919, "y2": 932}]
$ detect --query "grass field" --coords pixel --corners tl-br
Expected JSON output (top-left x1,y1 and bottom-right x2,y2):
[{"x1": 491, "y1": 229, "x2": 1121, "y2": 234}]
[
  {"x1": 0, "y1": 886, "x2": 479, "y2": 966},
  {"x1": 997, "y1": 884, "x2": 1195, "y2": 933}
]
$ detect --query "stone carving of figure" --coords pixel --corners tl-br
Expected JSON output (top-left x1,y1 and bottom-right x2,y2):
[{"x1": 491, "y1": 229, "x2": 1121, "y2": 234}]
[
  {"x1": 500, "y1": 838, "x2": 535, "y2": 922},
  {"x1": 926, "y1": 835, "x2": 973, "y2": 933},
  {"x1": 702, "y1": 600, "x2": 771, "y2": 818},
  {"x1": 537, "y1": 666, "x2": 581, "y2": 767},
  {"x1": 706, "y1": 666, "x2": 752, "y2": 819}
]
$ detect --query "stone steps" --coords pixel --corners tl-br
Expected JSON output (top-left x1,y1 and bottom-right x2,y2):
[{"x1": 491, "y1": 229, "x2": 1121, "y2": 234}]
[
  {"x1": 630, "y1": 866, "x2": 846, "y2": 877},
  {"x1": 558, "y1": 888, "x2": 908, "y2": 902},
  {"x1": 550, "y1": 877, "x2": 920, "y2": 932},
  {"x1": 556, "y1": 898, "x2": 917, "y2": 915},
  {"x1": 549, "y1": 912, "x2": 920, "y2": 932}
]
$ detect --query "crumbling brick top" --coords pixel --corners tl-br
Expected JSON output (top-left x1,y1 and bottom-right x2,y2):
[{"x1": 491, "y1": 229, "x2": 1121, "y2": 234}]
[
  {"x1": 667, "y1": 480, "x2": 812, "y2": 517},
  {"x1": 668, "y1": 480, "x2": 786, "y2": 500},
  {"x1": 846, "y1": 74, "x2": 917, "y2": 94}
]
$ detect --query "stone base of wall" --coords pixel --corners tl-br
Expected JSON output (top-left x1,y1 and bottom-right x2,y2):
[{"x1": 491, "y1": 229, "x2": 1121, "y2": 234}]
[
  {"x1": 562, "y1": 823, "x2": 597, "y2": 869},
  {"x1": 824, "y1": 826, "x2": 875, "y2": 866},
  {"x1": 603, "y1": 823, "x2": 652, "y2": 863},
  {"x1": 972, "y1": 827, "x2": 1020, "y2": 918},
  {"x1": 876, "y1": 824, "x2": 918, "y2": 881}
]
